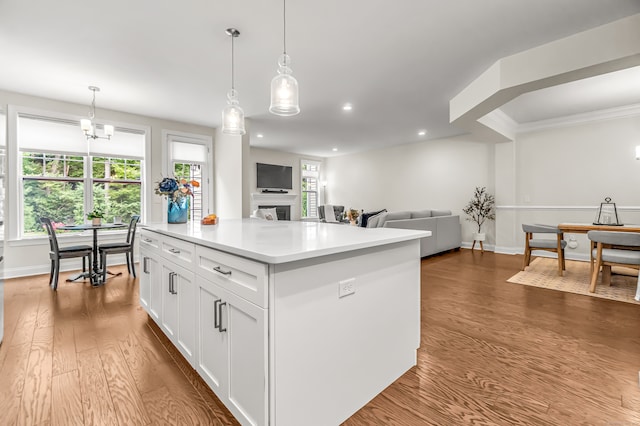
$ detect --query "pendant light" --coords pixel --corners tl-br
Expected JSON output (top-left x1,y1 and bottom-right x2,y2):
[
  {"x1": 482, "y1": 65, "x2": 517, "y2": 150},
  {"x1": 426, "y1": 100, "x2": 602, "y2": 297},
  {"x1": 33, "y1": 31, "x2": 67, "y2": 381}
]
[
  {"x1": 81, "y1": 86, "x2": 114, "y2": 140},
  {"x1": 269, "y1": 0, "x2": 300, "y2": 116},
  {"x1": 222, "y1": 28, "x2": 246, "y2": 135}
]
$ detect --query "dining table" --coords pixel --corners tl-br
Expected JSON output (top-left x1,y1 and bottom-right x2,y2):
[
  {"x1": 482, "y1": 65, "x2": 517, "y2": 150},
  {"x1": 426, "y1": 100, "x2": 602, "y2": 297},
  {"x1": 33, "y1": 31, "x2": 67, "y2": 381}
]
[
  {"x1": 558, "y1": 222, "x2": 640, "y2": 288},
  {"x1": 58, "y1": 222, "x2": 127, "y2": 286}
]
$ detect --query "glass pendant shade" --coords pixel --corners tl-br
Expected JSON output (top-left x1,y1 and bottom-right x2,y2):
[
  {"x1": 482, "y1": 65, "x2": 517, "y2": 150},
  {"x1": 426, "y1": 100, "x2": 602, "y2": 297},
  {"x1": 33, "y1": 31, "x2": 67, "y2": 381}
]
[
  {"x1": 222, "y1": 90, "x2": 246, "y2": 135},
  {"x1": 269, "y1": 54, "x2": 300, "y2": 116},
  {"x1": 80, "y1": 119, "x2": 92, "y2": 132}
]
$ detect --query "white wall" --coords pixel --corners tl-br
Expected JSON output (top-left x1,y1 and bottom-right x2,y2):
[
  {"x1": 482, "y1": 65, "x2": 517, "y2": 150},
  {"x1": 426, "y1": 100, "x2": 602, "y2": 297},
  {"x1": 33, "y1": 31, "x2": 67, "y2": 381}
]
[
  {"x1": 214, "y1": 128, "x2": 249, "y2": 219},
  {"x1": 325, "y1": 135, "x2": 495, "y2": 243},
  {"x1": 495, "y1": 114, "x2": 640, "y2": 259},
  {"x1": 0, "y1": 89, "x2": 215, "y2": 277},
  {"x1": 249, "y1": 147, "x2": 324, "y2": 221}
]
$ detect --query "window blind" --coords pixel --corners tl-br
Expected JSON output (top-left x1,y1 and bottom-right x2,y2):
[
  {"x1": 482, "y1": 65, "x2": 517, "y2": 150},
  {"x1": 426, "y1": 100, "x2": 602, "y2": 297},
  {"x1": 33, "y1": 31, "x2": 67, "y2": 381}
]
[{"x1": 18, "y1": 114, "x2": 145, "y2": 158}]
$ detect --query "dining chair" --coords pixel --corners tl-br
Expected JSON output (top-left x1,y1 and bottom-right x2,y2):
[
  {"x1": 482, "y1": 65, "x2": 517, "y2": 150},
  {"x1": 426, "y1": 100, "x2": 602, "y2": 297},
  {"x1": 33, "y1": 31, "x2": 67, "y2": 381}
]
[
  {"x1": 98, "y1": 215, "x2": 140, "y2": 282},
  {"x1": 587, "y1": 230, "x2": 640, "y2": 293},
  {"x1": 40, "y1": 217, "x2": 93, "y2": 291},
  {"x1": 522, "y1": 224, "x2": 567, "y2": 276}
]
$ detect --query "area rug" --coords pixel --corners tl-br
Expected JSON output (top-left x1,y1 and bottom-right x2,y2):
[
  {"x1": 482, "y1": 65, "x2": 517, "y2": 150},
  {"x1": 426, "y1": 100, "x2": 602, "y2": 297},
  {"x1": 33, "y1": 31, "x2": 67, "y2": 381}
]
[{"x1": 507, "y1": 257, "x2": 640, "y2": 305}]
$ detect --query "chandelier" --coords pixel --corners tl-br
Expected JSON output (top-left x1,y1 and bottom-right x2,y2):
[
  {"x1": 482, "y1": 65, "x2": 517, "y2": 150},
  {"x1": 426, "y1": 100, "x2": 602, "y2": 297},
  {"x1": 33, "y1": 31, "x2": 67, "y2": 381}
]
[{"x1": 80, "y1": 86, "x2": 114, "y2": 140}]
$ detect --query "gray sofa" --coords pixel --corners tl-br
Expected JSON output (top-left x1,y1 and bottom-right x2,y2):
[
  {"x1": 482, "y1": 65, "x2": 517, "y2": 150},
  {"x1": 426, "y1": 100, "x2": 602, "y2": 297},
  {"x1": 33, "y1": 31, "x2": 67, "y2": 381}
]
[{"x1": 366, "y1": 209, "x2": 462, "y2": 257}]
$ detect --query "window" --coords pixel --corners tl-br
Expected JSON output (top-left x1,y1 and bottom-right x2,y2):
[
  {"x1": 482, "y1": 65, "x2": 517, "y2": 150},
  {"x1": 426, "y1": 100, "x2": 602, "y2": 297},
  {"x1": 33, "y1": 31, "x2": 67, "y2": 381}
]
[
  {"x1": 301, "y1": 159, "x2": 320, "y2": 218},
  {"x1": 18, "y1": 113, "x2": 145, "y2": 236},
  {"x1": 165, "y1": 132, "x2": 212, "y2": 223},
  {"x1": 173, "y1": 162, "x2": 203, "y2": 222}
]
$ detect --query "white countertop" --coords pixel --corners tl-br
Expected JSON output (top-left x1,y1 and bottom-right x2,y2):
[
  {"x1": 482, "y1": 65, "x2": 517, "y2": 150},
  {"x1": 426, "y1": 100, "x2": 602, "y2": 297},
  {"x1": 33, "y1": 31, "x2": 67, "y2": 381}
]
[{"x1": 142, "y1": 219, "x2": 430, "y2": 264}]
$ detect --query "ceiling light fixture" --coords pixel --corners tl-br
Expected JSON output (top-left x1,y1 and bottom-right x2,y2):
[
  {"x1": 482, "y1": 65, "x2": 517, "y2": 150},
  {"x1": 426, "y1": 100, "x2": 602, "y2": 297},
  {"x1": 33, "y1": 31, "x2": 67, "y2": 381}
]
[
  {"x1": 418, "y1": 130, "x2": 427, "y2": 136},
  {"x1": 81, "y1": 86, "x2": 114, "y2": 140},
  {"x1": 342, "y1": 103, "x2": 353, "y2": 111},
  {"x1": 257, "y1": 133, "x2": 264, "y2": 138},
  {"x1": 222, "y1": 28, "x2": 246, "y2": 135},
  {"x1": 269, "y1": 0, "x2": 300, "y2": 116},
  {"x1": 332, "y1": 147, "x2": 338, "y2": 152}
]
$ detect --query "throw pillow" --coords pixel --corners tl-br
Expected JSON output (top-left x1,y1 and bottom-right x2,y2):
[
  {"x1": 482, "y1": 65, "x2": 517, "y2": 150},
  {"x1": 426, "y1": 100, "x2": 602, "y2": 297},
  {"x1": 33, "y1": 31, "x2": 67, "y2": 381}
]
[
  {"x1": 324, "y1": 204, "x2": 338, "y2": 223},
  {"x1": 256, "y1": 208, "x2": 279, "y2": 221},
  {"x1": 360, "y1": 209, "x2": 386, "y2": 227},
  {"x1": 366, "y1": 211, "x2": 386, "y2": 228}
]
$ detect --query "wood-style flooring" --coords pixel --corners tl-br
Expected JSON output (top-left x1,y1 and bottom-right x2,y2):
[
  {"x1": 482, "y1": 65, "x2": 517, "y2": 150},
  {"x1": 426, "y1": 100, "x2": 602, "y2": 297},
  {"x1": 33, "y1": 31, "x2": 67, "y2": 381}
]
[{"x1": 1, "y1": 250, "x2": 639, "y2": 425}]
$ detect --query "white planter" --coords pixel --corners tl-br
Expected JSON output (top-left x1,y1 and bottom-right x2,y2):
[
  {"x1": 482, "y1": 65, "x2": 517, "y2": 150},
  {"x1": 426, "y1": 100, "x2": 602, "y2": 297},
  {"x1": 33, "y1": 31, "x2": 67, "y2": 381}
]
[
  {"x1": 92, "y1": 218, "x2": 102, "y2": 226},
  {"x1": 473, "y1": 232, "x2": 486, "y2": 241}
]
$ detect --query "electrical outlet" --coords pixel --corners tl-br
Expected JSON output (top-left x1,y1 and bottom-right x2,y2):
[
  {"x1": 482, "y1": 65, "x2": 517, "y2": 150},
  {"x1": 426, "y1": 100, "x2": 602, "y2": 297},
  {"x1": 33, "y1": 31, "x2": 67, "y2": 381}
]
[{"x1": 339, "y1": 278, "x2": 355, "y2": 298}]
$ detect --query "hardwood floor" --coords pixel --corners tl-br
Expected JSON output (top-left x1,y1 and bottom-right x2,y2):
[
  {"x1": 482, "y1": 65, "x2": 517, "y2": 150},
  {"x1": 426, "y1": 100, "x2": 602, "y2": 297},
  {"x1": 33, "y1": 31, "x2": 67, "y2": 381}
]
[{"x1": 1, "y1": 250, "x2": 639, "y2": 425}]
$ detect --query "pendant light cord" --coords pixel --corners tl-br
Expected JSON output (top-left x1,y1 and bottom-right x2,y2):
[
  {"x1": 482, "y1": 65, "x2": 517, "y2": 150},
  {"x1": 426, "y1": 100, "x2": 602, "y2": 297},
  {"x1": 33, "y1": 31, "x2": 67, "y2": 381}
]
[
  {"x1": 283, "y1": 0, "x2": 287, "y2": 55},
  {"x1": 90, "y1": 88, "x2": 97, "y2": 119},
  {"x1": 231, "y1": 34, "x2": 235, "y2": 91}
]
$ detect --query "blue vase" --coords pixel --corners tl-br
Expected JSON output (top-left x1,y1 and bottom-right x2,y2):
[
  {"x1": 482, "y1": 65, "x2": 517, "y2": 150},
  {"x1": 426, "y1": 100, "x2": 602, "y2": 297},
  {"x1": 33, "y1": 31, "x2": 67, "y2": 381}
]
[{"x1": 168, "y1": 198, "x2": 189, "y2": 223}]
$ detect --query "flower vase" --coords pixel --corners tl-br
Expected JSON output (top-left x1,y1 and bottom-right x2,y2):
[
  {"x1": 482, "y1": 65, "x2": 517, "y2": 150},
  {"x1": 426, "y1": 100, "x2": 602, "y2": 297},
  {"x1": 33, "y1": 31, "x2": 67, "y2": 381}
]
[{"x1": 168, "y1": 197, "x2": 189, "y2": 223}]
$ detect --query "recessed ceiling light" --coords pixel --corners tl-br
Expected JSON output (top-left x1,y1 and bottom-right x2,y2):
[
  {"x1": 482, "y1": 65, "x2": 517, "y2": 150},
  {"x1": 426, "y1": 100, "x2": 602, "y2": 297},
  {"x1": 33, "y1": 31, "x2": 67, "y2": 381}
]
[
  {"x1": 256, "y1": 133, "x2": 264, "y2": 138},
  {"x1": 342, "y1": 103, "x2": 353, "y2": 111},
  {"x1": 332, "y1": 147, "x2": 338, "y2": 152},
  {"x1": 418, "y1": 130, "x2": 427, "y2": 136}
]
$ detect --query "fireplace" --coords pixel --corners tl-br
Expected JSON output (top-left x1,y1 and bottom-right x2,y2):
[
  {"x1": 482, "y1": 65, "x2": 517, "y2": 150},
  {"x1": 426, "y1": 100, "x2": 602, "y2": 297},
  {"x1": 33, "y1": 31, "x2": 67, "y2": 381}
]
[{"x1": 259, "y1": 205, "x2": 291, "y2": 221}]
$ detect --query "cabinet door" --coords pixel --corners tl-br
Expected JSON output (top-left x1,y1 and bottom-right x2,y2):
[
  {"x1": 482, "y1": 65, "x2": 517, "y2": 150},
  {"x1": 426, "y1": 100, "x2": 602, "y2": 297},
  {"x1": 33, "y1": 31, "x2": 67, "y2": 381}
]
[
  {"x1": 197, "y1": 277, "x2": 267, "y2": 426},
  {"x1": 176, "y1": 265, "x2": 196, "y2": 364},
  {"x1": 224, "y1": 289, "x2": 268, "y2": 426},
  {"x1": 138, "y1": 248, "x2": 151, "y2": 311},
  {"x1": 161, "y1": 264, "x2": 179, "y2": 341},
  {"x1": 143, "y1": 251, "x2": 162, "y2": 323},
  {"x1": 197, "y1": 277, "x2": 228, "y2": 396}
]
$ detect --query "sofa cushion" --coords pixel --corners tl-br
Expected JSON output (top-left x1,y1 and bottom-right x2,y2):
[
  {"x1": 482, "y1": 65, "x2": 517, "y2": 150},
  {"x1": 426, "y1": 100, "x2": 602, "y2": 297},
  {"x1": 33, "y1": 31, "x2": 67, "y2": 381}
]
[
  {"x1": 411, "y1": 210, "x2": 432, "y2": 219},
  {"x1": 431, "y1": 209, "x2": 452, "y2": 217},
  {"x1": 385, "y1": 211, "x2": 412, "y2": 221}
]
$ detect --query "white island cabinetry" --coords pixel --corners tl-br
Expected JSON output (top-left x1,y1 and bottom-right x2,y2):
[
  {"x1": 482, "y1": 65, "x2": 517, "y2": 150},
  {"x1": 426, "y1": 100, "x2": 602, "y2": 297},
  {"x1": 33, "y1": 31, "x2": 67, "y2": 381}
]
[
  {"x1": 139, "y1": 230, "x2": 197, "y2": 366},
  {"x1": 195, "y1": 244, "x2": 268, "y2": 425},
  {"x1": 139, "y1": 220, "x2": 429, "y2": 426}
]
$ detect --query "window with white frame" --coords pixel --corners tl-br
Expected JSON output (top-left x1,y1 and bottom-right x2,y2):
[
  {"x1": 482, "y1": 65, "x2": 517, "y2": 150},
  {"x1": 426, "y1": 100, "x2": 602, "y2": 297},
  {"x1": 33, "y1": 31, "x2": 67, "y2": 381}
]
[
  {"x1": 166, "y1": 134, "x2": 211, "y2": 223},
  {"x1": 18, "y1": 113, "x2": 145, "y2": 236},
  {"x1": 301, "y1": 159, "x2": 320, "y2": 218}
]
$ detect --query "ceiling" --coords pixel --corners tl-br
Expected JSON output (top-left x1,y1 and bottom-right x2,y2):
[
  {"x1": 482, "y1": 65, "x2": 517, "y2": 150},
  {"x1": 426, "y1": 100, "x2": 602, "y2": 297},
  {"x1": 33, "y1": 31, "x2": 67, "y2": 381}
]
[{"x1": 1, "y1": 1, "x2": 640, "y2": 158}]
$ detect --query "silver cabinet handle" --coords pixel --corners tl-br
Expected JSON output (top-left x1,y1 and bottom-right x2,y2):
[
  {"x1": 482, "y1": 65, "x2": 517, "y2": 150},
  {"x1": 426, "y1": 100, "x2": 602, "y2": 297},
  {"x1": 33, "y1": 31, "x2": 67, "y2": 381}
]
[
  {"x1": 213, "y1": 266, "x2": 232, "y2": 276},
  {"x1": 168, "y1": 248, "x2": 181, "y2": 254},
  {"x1": 214, "y1": 299, "x2": 227, "y2": 333},
  {"x1": 169, "y1": 272, "x2": 177, "y2": 294},
  {"x1": 143, "y1": 257, "x2": 149, "y2": 273},
  {"x1": 143, "y1": 238, "x2": 152, "y2": 243}
]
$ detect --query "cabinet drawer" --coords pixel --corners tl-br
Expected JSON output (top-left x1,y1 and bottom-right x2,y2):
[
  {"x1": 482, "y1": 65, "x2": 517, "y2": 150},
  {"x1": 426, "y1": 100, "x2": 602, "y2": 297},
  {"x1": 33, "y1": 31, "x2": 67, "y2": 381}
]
[
  {"x1": 160, "y1": 235, "x2": 195, "y2": 265},
  {"x1": 195, "y1": 245, "x2": 268, "y2": 308},
  {"x1": 139, "y1": 230, "x2": 161, "y2": 251}
]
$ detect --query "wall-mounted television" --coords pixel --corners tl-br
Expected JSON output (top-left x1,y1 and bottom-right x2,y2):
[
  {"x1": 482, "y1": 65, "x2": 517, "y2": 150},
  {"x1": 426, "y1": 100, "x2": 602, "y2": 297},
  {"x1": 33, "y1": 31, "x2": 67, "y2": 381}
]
[{"x1": 257, "y1": 162, "x2": 293, "y2": 190}]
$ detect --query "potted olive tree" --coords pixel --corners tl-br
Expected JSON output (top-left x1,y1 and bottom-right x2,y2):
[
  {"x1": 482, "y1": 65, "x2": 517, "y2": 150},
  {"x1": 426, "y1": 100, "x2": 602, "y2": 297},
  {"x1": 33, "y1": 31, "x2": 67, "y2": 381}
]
[{"x1": 463, "y1": 187, "x2": 495, "y2": 247}]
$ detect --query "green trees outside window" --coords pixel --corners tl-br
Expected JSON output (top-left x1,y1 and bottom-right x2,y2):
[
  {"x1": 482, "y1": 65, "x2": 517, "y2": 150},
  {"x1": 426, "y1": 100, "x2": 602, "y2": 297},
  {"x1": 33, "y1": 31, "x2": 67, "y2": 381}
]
[{"x1": 22, "y1": 152, "x2": 141, "y2": 234}]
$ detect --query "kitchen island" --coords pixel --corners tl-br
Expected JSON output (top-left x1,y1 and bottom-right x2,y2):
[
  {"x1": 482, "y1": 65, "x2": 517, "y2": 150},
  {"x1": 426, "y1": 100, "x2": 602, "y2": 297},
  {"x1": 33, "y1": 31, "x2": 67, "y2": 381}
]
[{"x1": 138, "y1": 219, "x2": 429, "y2": 426}]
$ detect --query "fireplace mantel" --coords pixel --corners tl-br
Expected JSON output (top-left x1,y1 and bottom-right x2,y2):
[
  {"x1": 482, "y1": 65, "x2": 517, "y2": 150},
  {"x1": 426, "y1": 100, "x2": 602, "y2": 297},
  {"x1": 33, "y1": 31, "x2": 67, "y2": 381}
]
[
  {"x1": 250, "y1": 193, "x2": 297, "y2": 217},
  {"x1": 251, "y1": 193, "x2": 297, "y2": 204}
]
